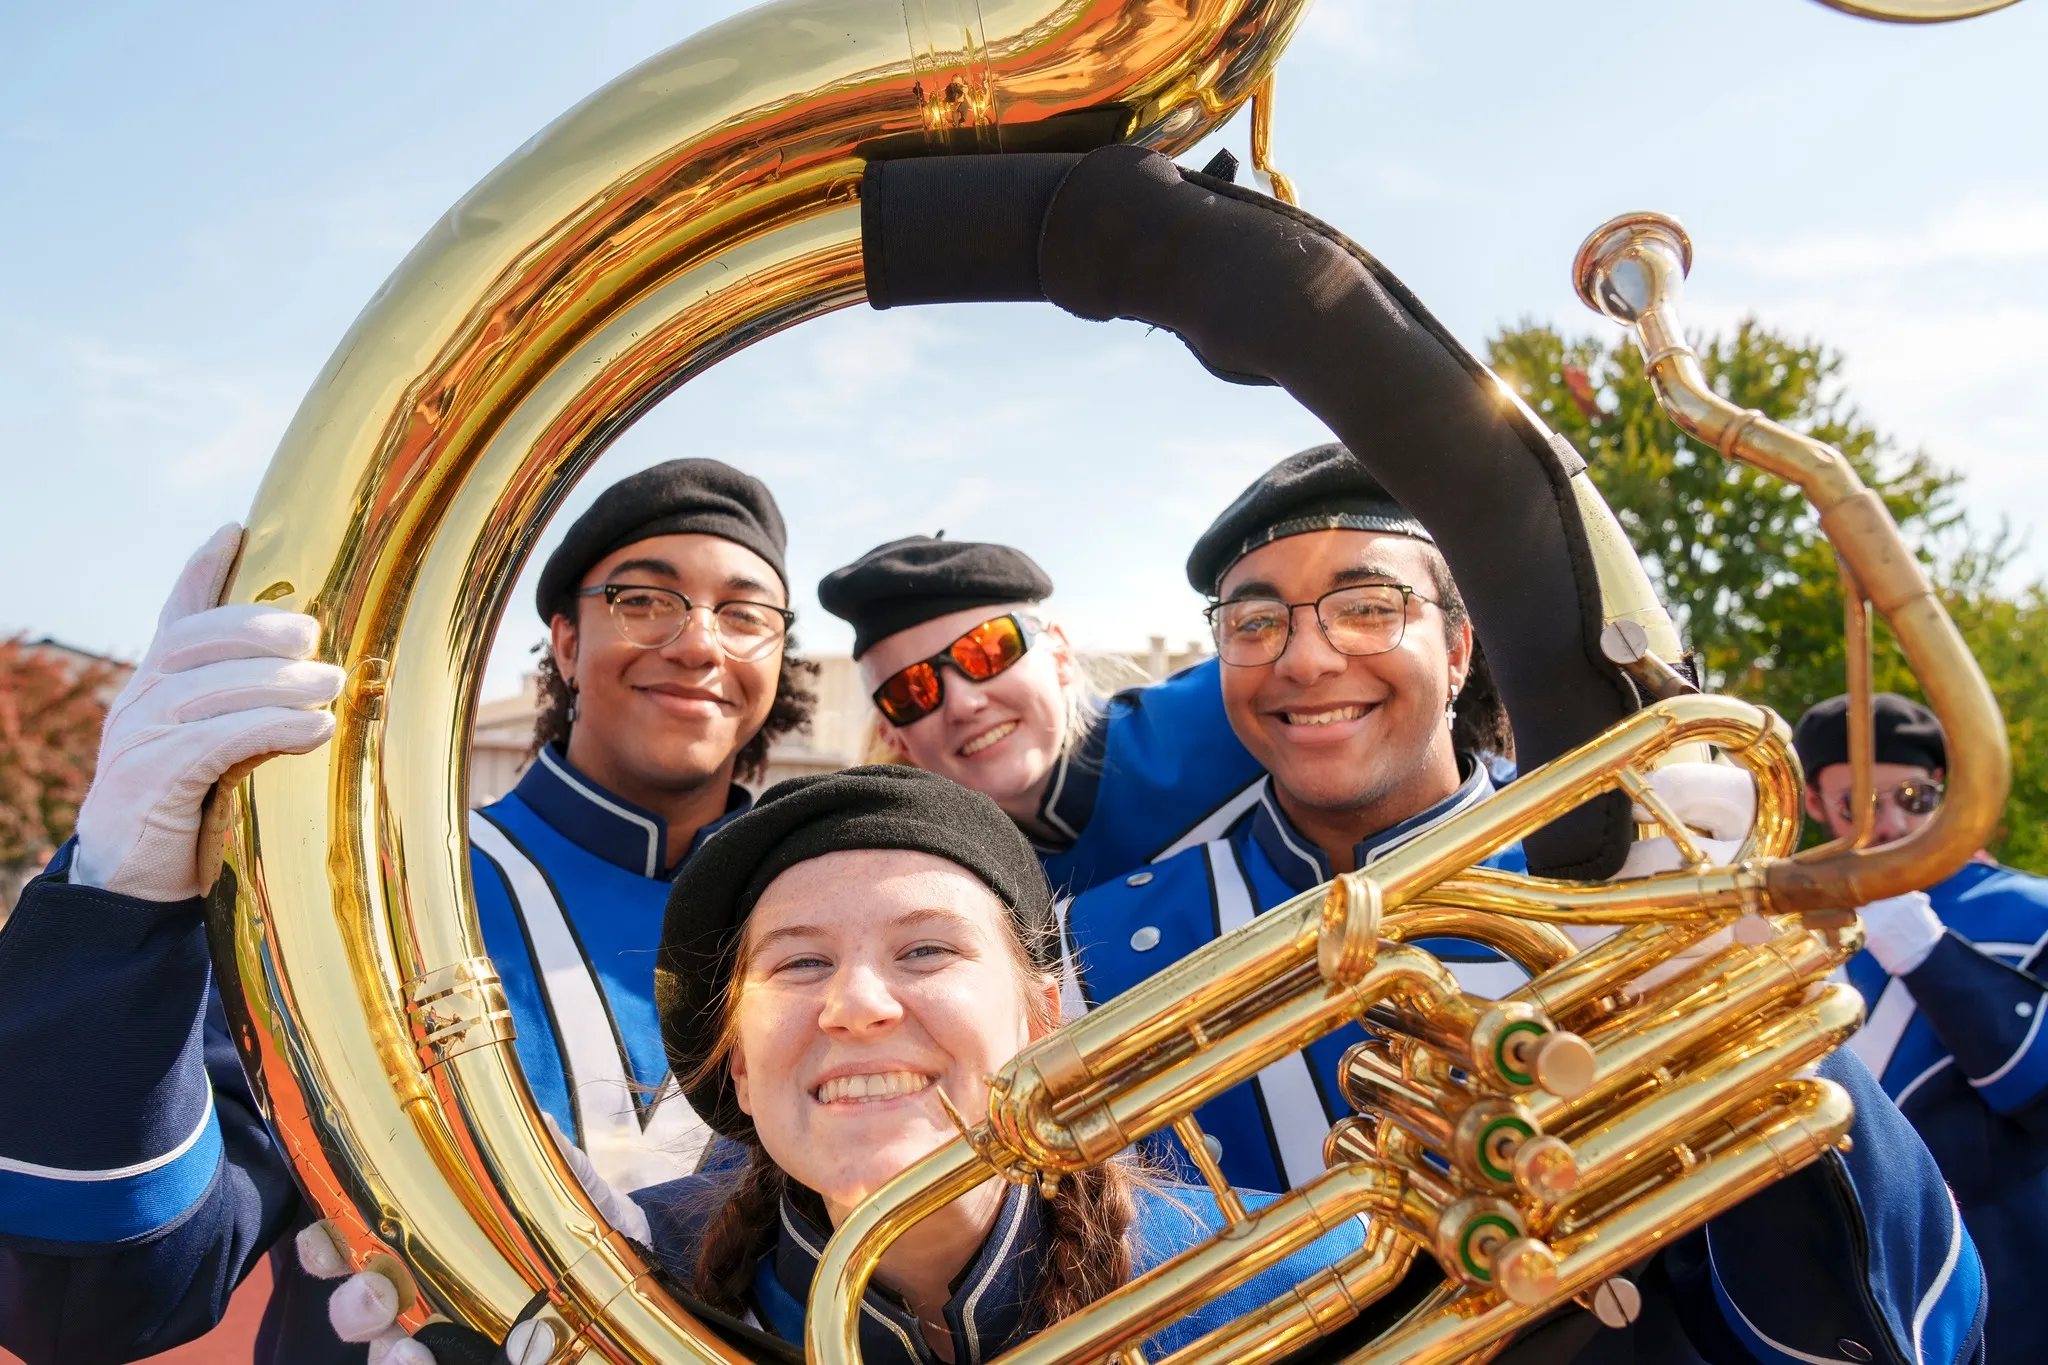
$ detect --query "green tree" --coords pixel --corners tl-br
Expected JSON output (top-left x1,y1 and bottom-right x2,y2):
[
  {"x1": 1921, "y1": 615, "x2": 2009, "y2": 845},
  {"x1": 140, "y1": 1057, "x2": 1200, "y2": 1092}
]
[{"x1": 1488, "y1": 320, "x2": 2047, "y2": 871}]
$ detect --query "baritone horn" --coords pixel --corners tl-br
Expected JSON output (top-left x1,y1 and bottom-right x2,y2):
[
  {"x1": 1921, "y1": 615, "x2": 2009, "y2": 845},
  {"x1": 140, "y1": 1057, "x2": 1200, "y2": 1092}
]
[{"x1": 802, "y1": 239, "x2": 2010, "y2": 1364}]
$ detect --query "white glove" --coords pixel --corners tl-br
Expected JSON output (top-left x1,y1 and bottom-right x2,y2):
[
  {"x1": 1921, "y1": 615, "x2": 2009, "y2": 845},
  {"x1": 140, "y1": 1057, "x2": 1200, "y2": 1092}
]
[
  {"x1": 1596, "y1": 762, "x2": 1758, "y2": 990},
  {"x1": 1858, "y1": 891, "x2": 1945, "y2": 976},
  {"x1": 298, "y1": 1122, "x2": 647, "y2": 1364},
  {"x1": 71, "y1": 525, "x2": 344, "y2": 901}
]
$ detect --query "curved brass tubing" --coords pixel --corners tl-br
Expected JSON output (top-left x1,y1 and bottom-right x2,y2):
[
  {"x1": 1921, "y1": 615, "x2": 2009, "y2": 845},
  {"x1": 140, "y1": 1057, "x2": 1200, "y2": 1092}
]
[
  {"x1": 216, "y1": 0, "x2": 1313, "y2": 1354},
  {"x1": 1574, "y1": 214, "x2": 2009, "y2": 914}
]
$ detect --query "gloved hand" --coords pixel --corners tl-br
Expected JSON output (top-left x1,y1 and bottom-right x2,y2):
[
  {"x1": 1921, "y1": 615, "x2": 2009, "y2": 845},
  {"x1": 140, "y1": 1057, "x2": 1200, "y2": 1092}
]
[
  {"x1": 1592, "y1": 763, "x2": 1759, "y2": 988},
  {"x1": 1857, "y1": 890, "x2": 1945, "y2": 976},
  {"x1": 1610, "y1": 761, "x2": 1755, "y2": 879},
  {"x1": 299, "y1": 1119, "x2": 649, "y2": 1364},
  {"x1": 71, "y1": 524, "x2": 345, "y2": 901}
]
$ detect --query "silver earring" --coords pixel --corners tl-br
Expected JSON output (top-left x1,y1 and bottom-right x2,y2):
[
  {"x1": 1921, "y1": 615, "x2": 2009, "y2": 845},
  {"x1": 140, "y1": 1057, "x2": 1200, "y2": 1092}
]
[
  {"x1": 1445, "y1": 691, "x2": 1459, "y2": 728},
  {"x1": 567, "y1": 684, "x2": 580, "y2": 724}
]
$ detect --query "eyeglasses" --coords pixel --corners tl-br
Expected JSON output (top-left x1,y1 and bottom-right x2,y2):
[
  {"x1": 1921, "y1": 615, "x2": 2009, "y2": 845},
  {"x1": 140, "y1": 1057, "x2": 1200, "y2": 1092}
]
[
  {"x1": 871, "y1": 614, "x2": 1038, "y2": 726},
  {"x1": 574, "y1": 584, "x2": 793, "y2": 661},
  {"x1": 1206, "y1": 583, "x2": 1439, "y2": 668},
  {"x1": 1833, "y1": 778, "x2": 1944, "y2": 824}
]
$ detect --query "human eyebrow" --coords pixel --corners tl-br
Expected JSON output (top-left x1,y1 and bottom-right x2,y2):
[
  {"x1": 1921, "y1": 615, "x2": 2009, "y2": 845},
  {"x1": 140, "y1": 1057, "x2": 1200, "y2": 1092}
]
[
  {"x1": 1220, "y1": 578, "x2": 1284, "y2": 602},
  {"x1": 1329, "y1": 564, "x2": 1408, "y2": 589},
  {"x1": 893, "y1": 907, "x2": 979, "y2": 935},
  {"x1": 720, "y1": 573, "x2": 783, "y2": 603},
  {"x1": 747, "y1": 922, "x2": 827, "y2": 956},
  {"x1": 606, "y1": 557, "x2": 681, "y2": 582}
]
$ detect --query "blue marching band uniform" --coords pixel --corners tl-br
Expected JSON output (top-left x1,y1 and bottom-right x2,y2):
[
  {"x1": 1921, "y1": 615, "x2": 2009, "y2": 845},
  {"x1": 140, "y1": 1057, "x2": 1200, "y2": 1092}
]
[
  {"x1": 1063, "y1": 756, "x2": 1990, "y2": 1365},
  {"x1": 0, "y1": 668, "x2": 1262, "y2": 1363},
  {"x1": 1842, "y1": 859, "x2": 2048, "y2": 1362},
  {"x1": 635, "y1": 1177, "x2": 1362, "y2": 1365}
]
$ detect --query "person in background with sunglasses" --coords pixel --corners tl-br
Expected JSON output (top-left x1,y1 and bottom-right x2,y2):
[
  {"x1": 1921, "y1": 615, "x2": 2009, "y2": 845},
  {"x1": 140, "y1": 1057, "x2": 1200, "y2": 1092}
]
[
  {"x1": 1055, "y1": 446, "x2": 1984, "y2": 1365},
  {"x1": 0, "y1": 459, "x2": 815, "y2": 1365},
  {"x1": 817, "y1": 535, "x2": 1264, "y2": 898},
  {"x1": 1795, "y1": 691, "x2": 2048, "y2": 1364}
]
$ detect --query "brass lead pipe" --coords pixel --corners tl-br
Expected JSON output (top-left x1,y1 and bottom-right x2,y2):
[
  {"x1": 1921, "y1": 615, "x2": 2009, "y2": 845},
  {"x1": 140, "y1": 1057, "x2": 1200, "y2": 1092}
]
[
  {"x1": 1158, "y1": 1228, "x2": 1418, "y2": 1365},
  {"x1": 1574, "y1": 213, "x2": 2009, "y2": 911}
]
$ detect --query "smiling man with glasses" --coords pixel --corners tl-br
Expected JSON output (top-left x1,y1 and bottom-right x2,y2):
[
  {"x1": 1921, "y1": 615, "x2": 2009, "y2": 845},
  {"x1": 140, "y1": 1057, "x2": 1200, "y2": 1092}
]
[
  {"x1": 1055, "y1": 445, "x2": 1987, "y2": 1365},
  {"x1": 1796, "y1": 691, "x2": 2048, "y2": 1362}
]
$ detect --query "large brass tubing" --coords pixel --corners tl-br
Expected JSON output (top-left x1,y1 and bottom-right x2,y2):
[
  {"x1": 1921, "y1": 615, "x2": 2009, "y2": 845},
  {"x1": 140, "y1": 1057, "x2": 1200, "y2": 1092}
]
[
  {"x1": 996, "y1": 948, "x2": 1467, "y2": 1170},
  {"x1": 1528, "y1": 928, "x2": 1846, "y2": 1129},
  {"x1": 1158, "y1": 1229, "x2": 1419, "y2": 1365},
  {"x1": 1510, "y1": 921, "x2": 1728, "y2": 1021},
  {"x1": 1573, "y1": 213, "x2": 2009, "y2": 911},
  {"x1": 1344, "y1": 1079, "x2": 1855, "y2": 1365},
  {"x1": 1341, "y1": 1048, "x2": 1458, "y2": 1150},
  {"x1": 1557, "y1": 983, "x2": 1864, "y2": 1207},
  {"x1": 1381, "y1": 905, "x2": 1580, "y2": 975},
  {"x1": 217, "y1": 0, "x2": 1315, "y2": 1347},
  {"x1": 805, "y1": 1137, "x2": 995, "y2": 1365},
  {"x1": 984, "y1": 1165, "x2": 1439, "y2": 1365}
]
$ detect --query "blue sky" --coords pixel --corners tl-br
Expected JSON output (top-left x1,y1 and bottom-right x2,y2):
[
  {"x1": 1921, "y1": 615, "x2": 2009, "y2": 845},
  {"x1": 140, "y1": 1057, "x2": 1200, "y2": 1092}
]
[{"x1": 4, "y1": 1, "x2": 2044, "y2": 697}]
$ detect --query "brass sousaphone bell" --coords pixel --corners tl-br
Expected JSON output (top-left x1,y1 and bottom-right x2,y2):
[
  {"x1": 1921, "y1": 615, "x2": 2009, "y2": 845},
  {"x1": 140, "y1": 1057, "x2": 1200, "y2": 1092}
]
[{"x1": 207, "y1": 0, "x2": 2012, "y2": 1360}]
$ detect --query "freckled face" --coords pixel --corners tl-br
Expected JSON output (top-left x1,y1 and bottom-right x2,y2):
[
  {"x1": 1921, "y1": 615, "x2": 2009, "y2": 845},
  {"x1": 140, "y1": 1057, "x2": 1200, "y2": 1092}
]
[
  {"x1": 858, "y1": 605, "x2": 1072, "y2": 807},
  {"x1": 727, "y1": 849, "x2": 1053, "y2": 1217},
  {"x1": 1215, "y1": 530, "x2": 1469, "y2": 815}
]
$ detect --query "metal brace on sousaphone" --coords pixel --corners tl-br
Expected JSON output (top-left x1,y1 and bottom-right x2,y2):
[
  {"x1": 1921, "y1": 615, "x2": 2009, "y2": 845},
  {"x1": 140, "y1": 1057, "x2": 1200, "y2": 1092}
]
[{"x1": 206, "y1": 0, "x2": 2011, "y2": 1362}]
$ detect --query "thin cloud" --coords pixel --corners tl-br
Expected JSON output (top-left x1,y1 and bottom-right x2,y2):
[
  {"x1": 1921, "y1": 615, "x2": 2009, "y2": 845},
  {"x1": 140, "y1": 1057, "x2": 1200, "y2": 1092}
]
[{"x1": 1724, "y1": 192, "x2": 2048, "y2": 278}]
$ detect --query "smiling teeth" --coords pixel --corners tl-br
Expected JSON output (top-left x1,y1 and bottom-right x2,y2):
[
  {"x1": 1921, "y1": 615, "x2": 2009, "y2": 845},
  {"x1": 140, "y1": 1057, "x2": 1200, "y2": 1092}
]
[
  {"x1": 959, "y1": 720, "x2": 1018, "y2": 756},
  {"x1": 814, "y1": 1071, "x2": 934, "y2": 1105},
  {"x1": 1285, "y1": 705, "x2": 1368, "y2": 727}
]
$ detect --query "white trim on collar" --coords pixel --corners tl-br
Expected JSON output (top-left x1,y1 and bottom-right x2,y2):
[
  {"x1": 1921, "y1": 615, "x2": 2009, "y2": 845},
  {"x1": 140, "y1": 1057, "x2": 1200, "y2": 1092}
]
[{"x1": 537, "y1": 745, "x2": 662, "y2": 878}]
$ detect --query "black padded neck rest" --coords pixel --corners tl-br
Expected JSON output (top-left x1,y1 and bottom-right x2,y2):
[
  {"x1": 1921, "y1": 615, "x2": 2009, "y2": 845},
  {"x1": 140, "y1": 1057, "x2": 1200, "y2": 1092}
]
[{"x1": 861, "y1": 146, "x2": 1638, "y2": 878}]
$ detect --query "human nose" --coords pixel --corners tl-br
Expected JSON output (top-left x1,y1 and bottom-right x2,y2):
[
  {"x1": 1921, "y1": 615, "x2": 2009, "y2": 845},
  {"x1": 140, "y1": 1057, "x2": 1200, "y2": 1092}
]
[
  {"x1": 940, "y1": 668, "x2": 989, "y2": 719},
  {"x1": 817, "y1": 960, "x2": 904, "y2": 1036},
  {"x1": 1272, "y1": 603, "x2": 1347, "y2": 684},
  {"x1": 661, "y1": 605, "x2": 724, "y2": 667}
]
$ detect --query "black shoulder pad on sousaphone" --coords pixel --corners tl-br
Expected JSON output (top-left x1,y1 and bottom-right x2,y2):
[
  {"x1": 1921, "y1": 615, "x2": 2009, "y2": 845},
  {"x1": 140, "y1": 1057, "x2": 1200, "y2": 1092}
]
[{"x1": 859, "y1": 145, "x2": 1640, "y2": 878}]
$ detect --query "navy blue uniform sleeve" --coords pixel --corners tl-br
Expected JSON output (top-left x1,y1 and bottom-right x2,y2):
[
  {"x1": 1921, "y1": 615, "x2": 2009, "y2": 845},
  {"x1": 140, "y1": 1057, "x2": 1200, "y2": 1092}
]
[
  {"x1": 0, "y1": 847, "x2": 302, "y2": 1364},
  {"x1": 1697, "y1": 1050, "x2": 1985, "y2": 1365},
  {"x1": 1902, "y1": 931, "x2": 2048, "y2": 1133}
]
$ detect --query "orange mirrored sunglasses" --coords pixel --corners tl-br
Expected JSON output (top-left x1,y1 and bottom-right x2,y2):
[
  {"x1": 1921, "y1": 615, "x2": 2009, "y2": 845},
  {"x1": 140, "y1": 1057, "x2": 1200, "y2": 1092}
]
[{"x1": 870, "y1": 614, "x2": 1038, "y2": 726}]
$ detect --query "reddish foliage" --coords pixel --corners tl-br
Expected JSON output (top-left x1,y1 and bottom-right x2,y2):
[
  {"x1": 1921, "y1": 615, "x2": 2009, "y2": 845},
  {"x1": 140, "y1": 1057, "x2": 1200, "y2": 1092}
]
[{"x1": 0, "y1": 637, "x2": 119, "y2": 863}]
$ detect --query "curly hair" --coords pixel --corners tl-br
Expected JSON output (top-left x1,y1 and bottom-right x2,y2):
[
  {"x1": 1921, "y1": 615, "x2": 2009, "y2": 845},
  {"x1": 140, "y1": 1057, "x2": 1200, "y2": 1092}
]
[
  {"x1": 530, "y1": 636, "x2": 819, "y2": 786},
  {"x1": 1420, "y1": 547, "x2": 1514, "y2": 762}
]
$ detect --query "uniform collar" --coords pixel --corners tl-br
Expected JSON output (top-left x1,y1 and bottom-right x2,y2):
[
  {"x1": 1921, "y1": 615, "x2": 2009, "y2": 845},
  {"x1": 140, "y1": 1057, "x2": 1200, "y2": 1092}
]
[
  {"x1": 1033, "y1": 704, "x2": 1111, "y2": 852},
  {"x1": 511, "y1": 743, "x2": 751, "y2": 879},
  {"x1": 1248, "y1": 756, "x2": 1495, "y2": 894},
  {"x1": 768, "y1": 1184, "x2": 1041, "y2": 1365}
]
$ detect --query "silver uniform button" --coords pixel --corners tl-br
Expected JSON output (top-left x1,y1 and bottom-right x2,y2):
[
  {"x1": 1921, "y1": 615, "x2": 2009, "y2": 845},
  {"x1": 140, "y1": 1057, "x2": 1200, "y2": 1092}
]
[
  {"x1": 1130, "y1": 926, "x2": 1162, "y2": 952},
  {"x1": 1127, "y1": 871, "x2": 1154, "y2": 886},
  {"x1": 1204, "y1": 1134, "x2": 1225, "y2": 1163},
  {"x1": 2018, "y1": 1000, "x2": 2036, "y2": 1018}
]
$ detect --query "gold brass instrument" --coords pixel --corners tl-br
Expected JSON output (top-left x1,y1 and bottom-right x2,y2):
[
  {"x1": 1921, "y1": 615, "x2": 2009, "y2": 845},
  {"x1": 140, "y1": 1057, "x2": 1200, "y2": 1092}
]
[
  {"x1": 209, "y1": 1, "x2": 1310, "y2": 1357},
  {"x1": 207, "y1": 0, "x2": 2013, "y2": 1360},
  {"x1": 802, "y1": 218, "x2": 2010, "y2": 1365}
]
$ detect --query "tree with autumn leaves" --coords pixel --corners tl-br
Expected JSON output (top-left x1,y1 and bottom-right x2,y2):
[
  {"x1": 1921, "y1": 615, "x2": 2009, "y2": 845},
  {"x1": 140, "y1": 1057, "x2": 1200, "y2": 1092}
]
[
  {"x1": 1489, "y1": 320, "x2": 2048, "y2": 872},
  {"x1": 0, "y1": 638, "x2": 117, "y2": 890}
]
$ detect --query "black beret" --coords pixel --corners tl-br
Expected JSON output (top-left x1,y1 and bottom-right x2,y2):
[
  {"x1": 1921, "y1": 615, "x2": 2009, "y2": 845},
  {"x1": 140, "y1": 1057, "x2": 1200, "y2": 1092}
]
[
  {"x1": 655, "y1": 765, "x2": 1057, "y2": 1140},
  {"x1": 1793, "y1": 692, "x2": 1947, "y2": 783},
  {"x1": 1186, "y1": 443, "x2": 1433, "y2": 595},
  {"x1": 818, "y1": 536, "x2": 1054, "y2": 659},
  {"x1": 533, "y1": 459, "x2": 788, "y2": 622}
]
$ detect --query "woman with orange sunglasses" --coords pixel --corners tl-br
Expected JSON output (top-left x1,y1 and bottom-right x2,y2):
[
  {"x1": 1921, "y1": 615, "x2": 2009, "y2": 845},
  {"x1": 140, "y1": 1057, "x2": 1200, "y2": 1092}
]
[{"x1": 818, "y1": 535, "x2": 1264, "y2": 899}]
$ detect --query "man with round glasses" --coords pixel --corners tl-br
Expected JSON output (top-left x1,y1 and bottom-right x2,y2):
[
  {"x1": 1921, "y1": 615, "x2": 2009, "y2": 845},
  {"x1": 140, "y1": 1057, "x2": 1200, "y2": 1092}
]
[
  {"x1": 1056, "y1": 446, "x2": 1981, "y2": 1364},
  {"x1": 0, "y1": 458, "x2": 814, "y2": 1363},
  {"x1": 1796, "y1": 691, "x2": 2048, "y2": 1362}
]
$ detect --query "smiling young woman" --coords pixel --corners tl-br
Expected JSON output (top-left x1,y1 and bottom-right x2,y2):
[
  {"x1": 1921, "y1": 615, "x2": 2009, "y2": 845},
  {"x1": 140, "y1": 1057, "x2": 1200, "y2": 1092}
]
[
  {"x1": 313, "y1": 766, "x2": 1368, "y2": 1365},
  {"x1": 818, "y1": 536, "x2": 1266, "y2": 900}
]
